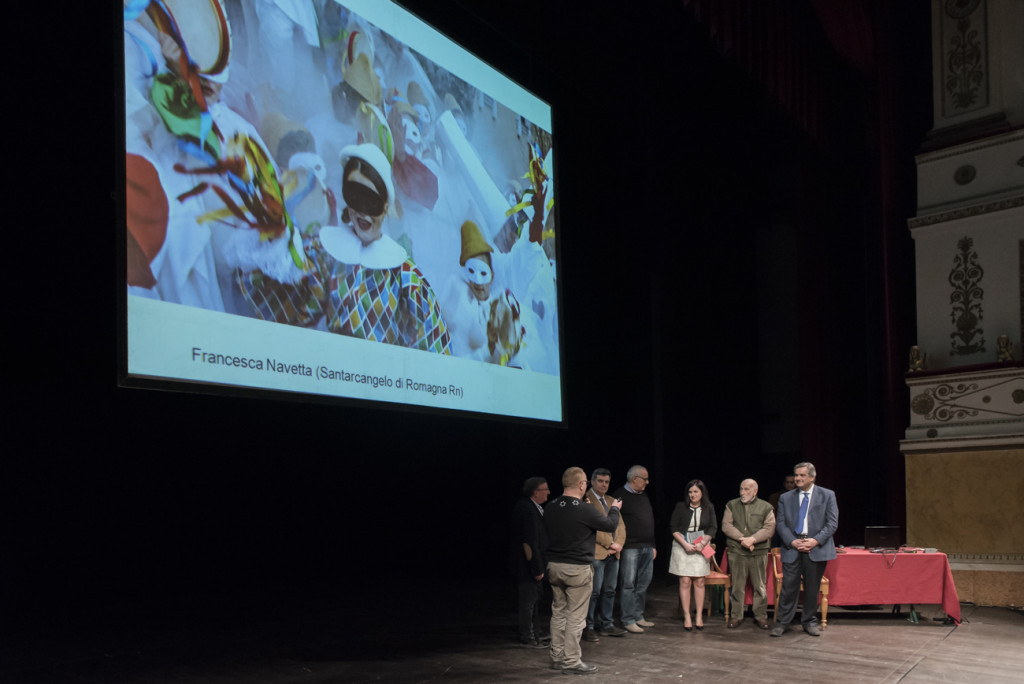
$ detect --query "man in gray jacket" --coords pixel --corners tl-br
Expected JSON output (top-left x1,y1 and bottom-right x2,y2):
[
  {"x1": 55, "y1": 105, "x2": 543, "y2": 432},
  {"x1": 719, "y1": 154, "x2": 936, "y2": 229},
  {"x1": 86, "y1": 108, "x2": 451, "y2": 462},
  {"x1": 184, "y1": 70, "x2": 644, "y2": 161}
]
[{"x1": 772, "y1": 462, "x2": 839, "y2": 637}]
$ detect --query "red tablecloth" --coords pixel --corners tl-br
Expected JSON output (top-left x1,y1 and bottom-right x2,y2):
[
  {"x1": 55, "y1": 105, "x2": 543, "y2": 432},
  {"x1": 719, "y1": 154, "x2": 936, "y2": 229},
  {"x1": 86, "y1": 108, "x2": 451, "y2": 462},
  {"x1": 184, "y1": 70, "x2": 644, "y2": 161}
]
[{"x1": 720, "y1": 548, "x2": 961, "y2": 623}]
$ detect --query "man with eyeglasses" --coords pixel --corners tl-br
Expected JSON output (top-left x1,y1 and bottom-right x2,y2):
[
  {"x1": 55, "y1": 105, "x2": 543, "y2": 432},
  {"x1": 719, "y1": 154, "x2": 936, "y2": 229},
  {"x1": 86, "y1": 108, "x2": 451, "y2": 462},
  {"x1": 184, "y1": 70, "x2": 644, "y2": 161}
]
[
  {"x1": 614, "y1": 465, "x2": 657, "y2": 633},
  {"x1": 511, "y1": 476, "x2": 551, "y2": 647}
]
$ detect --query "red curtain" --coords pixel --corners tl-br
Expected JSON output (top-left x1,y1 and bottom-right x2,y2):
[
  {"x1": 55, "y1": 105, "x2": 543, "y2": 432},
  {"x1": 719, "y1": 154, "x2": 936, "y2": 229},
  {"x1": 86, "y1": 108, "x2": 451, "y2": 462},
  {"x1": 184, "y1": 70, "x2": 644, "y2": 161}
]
[{"x1": 682, "y1": 0, "x2": 917, "y2": 529}]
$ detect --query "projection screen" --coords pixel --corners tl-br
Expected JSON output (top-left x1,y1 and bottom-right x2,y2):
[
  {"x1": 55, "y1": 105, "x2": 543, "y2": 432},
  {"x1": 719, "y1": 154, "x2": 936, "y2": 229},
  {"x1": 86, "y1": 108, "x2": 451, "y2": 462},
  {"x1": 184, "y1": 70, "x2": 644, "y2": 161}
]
[{"x1": 122, "y1": 0, "x2": 562, "y2": 422}]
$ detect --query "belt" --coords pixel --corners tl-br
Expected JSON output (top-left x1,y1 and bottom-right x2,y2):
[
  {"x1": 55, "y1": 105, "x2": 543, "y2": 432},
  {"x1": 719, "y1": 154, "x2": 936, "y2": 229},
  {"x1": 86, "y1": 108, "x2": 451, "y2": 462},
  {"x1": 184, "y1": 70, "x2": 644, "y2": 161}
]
[{"x1": 796, "y1": 534, "x2": 809, "y2": 539}]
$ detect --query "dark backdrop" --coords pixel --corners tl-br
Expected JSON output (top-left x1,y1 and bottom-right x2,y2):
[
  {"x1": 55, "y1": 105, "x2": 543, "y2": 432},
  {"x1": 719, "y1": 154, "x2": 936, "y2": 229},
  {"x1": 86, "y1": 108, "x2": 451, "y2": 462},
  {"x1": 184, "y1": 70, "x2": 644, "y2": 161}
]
[{"x1": 5, "y1": 0, "x2": 930, "y2": 630}]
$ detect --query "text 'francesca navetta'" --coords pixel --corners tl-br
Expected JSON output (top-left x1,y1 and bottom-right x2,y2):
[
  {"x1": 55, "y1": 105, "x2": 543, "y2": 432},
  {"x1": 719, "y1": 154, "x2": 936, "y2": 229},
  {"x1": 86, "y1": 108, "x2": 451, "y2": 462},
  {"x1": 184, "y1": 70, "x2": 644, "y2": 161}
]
[{"x1": 190, "y1": 347, "x2": 463, "y2": 398}]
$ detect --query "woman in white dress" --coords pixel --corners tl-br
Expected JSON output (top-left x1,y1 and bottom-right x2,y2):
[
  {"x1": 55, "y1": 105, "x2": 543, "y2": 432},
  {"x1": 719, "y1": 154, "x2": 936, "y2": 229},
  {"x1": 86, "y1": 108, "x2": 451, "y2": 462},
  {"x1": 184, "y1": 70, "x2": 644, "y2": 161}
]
[{"x1": 669, "y1": 479, "x2": 718, "y2": 631}]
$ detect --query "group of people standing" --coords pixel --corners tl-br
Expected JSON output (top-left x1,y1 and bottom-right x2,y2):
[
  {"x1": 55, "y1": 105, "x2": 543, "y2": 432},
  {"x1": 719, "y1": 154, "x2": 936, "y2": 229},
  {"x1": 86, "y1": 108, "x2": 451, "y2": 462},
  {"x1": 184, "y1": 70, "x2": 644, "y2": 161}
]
[
  {"x1": 510, "y1": 462, "x2": 839, "y2": 675},
  {"x1": 511, "y1": 466, "x2": 657, "y2": 674}
]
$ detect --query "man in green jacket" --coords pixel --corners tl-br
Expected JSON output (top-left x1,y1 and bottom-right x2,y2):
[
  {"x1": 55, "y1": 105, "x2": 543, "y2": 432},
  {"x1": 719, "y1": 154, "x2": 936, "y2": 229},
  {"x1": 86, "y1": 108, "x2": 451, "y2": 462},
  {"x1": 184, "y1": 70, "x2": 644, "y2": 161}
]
[{"x1": 721, "y1": 479, "x2": 776, "y2": 629}]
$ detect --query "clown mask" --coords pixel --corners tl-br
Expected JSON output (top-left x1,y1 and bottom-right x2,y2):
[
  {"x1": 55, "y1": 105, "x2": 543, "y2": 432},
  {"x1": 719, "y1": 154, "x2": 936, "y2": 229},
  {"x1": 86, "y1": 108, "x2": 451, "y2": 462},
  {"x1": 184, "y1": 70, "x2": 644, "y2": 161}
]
[{"x1": 464, "y1": 256, "x2": 493, "y2": 301}]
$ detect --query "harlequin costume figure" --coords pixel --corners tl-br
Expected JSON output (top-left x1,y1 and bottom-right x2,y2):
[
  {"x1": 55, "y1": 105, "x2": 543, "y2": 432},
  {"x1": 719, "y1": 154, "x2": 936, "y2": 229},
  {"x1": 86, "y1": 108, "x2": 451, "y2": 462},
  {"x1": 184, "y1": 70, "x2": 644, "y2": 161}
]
[
  {"x1": 443, "y1": 220, "x2": 525, "y2": 365},
  {"x1": 445, "y1": 220, "x2": 497, "y2": 361},
  {"x1": 387, "y1": 87, "x2": 438, "y2": 211},
  {"x1": 238, "y1": 144, "x2": 451, "y2": 354}
]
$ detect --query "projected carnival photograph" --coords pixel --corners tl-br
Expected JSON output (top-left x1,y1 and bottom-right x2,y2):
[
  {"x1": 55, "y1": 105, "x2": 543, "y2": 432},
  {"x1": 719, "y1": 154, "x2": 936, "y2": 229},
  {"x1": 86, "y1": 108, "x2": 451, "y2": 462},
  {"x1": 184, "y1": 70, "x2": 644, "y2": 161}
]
[{"x1": 123, "y1": 0, "x2": 560, "y2": 379}]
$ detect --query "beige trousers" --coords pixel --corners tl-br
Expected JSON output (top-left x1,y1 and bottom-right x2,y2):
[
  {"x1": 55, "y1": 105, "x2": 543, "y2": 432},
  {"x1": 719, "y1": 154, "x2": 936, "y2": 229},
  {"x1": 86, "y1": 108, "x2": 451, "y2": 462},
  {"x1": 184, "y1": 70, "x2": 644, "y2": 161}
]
[{"x1": 547, "y1": 562, "x2": 594, "y2": 667}]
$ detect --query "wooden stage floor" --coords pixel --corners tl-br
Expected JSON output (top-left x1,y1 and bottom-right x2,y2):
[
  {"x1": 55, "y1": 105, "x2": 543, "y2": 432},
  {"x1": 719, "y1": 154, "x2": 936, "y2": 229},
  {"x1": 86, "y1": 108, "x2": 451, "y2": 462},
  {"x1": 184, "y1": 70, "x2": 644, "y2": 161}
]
[{"x1": 3, "y1": 576, "x2": 1023, "y2": 683}]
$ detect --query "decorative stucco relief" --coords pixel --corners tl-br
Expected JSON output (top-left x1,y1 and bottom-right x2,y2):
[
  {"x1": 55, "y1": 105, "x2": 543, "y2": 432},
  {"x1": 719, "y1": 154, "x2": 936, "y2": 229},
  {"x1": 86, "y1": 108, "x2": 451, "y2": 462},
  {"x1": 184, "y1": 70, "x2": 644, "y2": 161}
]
[
  {"x1": 949, "y1": 236, "x2": 986, "y2": 356},
  {"x1": 942, "y1": 0, "x2": 988, "y2": 117}
]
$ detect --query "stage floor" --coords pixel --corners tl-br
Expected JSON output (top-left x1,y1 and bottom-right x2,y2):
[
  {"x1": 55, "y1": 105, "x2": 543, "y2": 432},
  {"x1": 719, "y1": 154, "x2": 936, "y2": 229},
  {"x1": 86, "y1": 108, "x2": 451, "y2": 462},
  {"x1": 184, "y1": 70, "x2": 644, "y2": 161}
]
[{"x1": 3, "y1": 575, "x2": 1023, "y2": 682}]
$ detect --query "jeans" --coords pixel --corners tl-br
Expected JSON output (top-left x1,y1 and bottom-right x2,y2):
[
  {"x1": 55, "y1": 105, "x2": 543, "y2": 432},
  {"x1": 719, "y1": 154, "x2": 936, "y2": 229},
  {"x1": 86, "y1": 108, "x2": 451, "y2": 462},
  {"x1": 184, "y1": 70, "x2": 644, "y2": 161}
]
[
  {"x1": 618, "y1": 546, "x2": 654, "y2": 626},
  {"x1": 587, "y1": 555, "x2": 619, "y2": 630}
]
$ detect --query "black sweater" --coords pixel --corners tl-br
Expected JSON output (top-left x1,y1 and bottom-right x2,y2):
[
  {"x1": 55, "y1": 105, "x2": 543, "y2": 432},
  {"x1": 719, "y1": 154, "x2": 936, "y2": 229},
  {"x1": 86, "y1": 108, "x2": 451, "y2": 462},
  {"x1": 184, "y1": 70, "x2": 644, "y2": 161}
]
[
  {"x1": 545, "y1": 495, "x2": 621, "y2": 565},
  {"x1": 613, "y1": 487, "x2": 655, "y2": 548}
]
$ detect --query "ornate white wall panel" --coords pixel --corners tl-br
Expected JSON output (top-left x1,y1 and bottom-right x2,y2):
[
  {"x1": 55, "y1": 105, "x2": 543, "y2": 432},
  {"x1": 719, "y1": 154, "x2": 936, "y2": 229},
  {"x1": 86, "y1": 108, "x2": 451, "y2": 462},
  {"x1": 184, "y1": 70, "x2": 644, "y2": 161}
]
[{"x1": 904, "y1": 366, "x2": 1024, "y2": 441}]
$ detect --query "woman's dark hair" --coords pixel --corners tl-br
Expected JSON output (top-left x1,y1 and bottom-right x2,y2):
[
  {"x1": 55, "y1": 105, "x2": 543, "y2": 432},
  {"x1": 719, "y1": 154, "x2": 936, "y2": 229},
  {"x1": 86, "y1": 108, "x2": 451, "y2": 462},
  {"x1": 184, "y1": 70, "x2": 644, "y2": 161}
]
[
  {"x1": 685, "y1": 479, "x2": 709, "y2": 506},
  {"x1": 342, "y1": 156, "x2": 388, "y2": 200}
]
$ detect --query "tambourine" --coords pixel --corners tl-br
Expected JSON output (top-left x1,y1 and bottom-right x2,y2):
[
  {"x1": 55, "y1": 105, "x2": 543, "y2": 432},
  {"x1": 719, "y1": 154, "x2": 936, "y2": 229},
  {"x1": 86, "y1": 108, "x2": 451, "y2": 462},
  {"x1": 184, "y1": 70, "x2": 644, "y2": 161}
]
[{"x1": 146, "y1": 0, "x2": 231, "y2": 82}]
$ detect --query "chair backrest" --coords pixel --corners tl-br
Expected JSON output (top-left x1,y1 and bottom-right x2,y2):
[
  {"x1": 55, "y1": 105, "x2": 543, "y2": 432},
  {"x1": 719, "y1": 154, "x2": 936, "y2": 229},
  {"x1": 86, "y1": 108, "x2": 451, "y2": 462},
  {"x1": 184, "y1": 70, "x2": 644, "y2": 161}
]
[{"x1": 769, "y1": 547, "x2": 783, "y2": 580}]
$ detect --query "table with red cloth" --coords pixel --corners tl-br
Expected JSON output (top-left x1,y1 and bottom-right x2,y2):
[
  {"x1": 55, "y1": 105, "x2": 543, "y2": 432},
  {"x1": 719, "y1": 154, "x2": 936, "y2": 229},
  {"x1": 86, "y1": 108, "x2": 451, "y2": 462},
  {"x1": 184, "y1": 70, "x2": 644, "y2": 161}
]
[{"x1": 720, "y1": 548, "x2": 961, "y2": 624}]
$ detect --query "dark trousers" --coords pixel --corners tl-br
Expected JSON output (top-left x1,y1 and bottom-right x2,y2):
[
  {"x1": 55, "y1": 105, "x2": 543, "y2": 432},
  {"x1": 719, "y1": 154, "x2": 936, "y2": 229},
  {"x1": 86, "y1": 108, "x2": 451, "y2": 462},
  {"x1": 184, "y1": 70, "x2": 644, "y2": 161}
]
[
  {"x1": 775, "y1": 552, "x2": 827, "y2": 626},
  {"x1": 517, "y1": 578, "x2": 543, "y2": 641}
]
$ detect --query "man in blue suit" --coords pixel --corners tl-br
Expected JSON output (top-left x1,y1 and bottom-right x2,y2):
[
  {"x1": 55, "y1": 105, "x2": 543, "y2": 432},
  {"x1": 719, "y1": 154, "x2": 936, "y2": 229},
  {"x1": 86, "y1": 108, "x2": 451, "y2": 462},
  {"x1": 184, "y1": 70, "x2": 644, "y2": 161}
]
[{"x1": 771, "y1": 462, "x2": 838, "y2": 637}]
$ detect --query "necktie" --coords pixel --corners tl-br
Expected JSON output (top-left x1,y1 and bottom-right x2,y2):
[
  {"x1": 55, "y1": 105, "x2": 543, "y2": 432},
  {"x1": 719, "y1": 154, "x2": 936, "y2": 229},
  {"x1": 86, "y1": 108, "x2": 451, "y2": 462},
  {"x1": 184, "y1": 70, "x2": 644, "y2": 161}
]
[
  {"x1": 795, "y1": 491, "x2": 808, "y2": 534},
  {"x1": 599, "y1": 496, "x2": 608, "y2": 512}
]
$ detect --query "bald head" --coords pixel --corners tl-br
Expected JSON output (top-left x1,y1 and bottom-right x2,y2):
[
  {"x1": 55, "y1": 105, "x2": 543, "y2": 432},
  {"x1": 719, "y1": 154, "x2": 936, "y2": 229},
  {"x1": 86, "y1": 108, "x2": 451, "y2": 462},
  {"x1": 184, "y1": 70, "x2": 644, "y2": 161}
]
[{"x1": 739, "y1": 479, "x2": 758, "y2": 503}]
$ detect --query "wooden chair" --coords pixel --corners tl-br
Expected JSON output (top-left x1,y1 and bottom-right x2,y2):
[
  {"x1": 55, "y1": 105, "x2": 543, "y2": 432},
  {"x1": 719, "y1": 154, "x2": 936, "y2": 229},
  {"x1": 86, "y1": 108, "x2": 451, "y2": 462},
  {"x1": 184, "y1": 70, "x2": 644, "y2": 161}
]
[
  {"x1": 703, "y1": 549, "x2": 732, "y2": 622},
  {"x1": 769, "y1": 547, "x2": 829, "y2": 628},
  {"x1": 674, "y1": 546, "x2": 732, "y2": 623}
]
